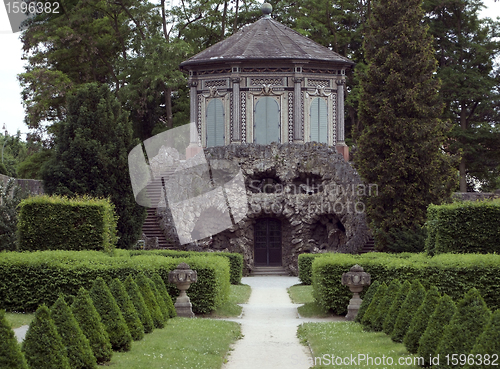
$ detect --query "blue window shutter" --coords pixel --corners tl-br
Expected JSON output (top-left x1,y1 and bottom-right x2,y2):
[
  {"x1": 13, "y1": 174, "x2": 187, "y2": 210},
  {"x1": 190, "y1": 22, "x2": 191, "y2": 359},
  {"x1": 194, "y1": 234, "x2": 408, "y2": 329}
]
[
  {"x1": 310, "y1": 98, "x2": 327, "y2": 143},
  {"x1": 254, "y1": 97, "x2": 280, "y2": 144},
  {"x1": 206, "y1": 99, "x2": 224, "y2": 147}
]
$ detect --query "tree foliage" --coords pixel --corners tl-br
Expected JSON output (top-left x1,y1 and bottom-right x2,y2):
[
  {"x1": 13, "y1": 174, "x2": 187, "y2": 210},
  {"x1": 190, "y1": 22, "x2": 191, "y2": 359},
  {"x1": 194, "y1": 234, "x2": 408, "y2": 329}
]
[
  {"x1": 41, "y1": 83, "x2": 145, "y2": 249},
  {"x1": 354, "y1": 0, "x2": 455, "y2": 251},
  {"x1": 109, "y1": 278, "x2": 144, "y2": 341},
  {"x1": 361, "y1": 282, "x2": 387, "y2": 331},
  {"x1": 135, "y1": 273, "x2": 164, "y2": 329},
  {"x1": 391, "y1": 280, "x2": 426, "y2": 343},
  {"x1": 372, "y1": 279, "x2": 401, "y2": 332},
  {"x1": 465, "y1": 309, "x2": 500, "y2": 369},
  {"x1": 383, "y1": 280, "x2": 411, "y2": 335},
  {"x1": 355, "y1": 280, "x2": 380, "y2": 323},
  {"x1": 0, "y1": 309, "x2": 29, "y2": 369},
  {"x1": 124, "y1": 275, "x2": 155, "y2": 334},
  {"x1": 151, "y1": 273, "x2": 177, "y2": 318}
]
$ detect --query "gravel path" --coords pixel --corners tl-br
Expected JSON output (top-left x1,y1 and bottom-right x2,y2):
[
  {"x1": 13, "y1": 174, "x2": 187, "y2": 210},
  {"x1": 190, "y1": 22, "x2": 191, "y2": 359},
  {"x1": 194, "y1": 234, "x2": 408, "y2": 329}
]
[{"x1": 221, "y1": 276, "x2": 343, "y2": 369}]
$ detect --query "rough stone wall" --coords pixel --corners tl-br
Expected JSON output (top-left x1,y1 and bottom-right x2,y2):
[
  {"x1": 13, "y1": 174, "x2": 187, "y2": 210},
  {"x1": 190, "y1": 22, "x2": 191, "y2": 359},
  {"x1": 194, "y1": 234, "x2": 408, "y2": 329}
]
[{"x1": 156, "y1": 143, "x2": 370, "y2": 275}]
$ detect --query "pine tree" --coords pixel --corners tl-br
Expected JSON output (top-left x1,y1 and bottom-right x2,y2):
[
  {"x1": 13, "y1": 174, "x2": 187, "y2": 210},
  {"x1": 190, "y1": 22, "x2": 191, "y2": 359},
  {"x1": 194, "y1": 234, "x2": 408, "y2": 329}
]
[
  {"x1": 89, "y1": 277, "x2": 132, "y2": 351},
  {"x1": 109, "y1": 278, "x2": 144, "y2": 341},
  {"x1": 124, "y1": 275, "x2": 155, "y2": 334},
  {"x1": 418, "y1": 294, "x2": 456, "y2": 367},
  {"x1": 151, "y1": 273, "x2": 177, "y2": 318},
  {"x1": 403, "y1": 285, "x2": 441, "y2": 354},
  {"x1": 50, "y1": 296, "x2": 97, "y2": 369},
  {"x1": 71, "y1": 288, "x2": 112, "y2": 364},
  {"x1": 355, "y1": 280, "x2": 380, "y2": 323},
  {"x1": 21, "y1": 304, "x2": 71, "y2": 369},
  {"x1": 435, "y1": 288, "x2": 491, "y2": 368},
  {"x1": 372, "y1": 279, "x2": 401, "y2": 332},
  {"x1": 149, "y1": 279, "x2": 169, "y2": 323},
  {"x1": 41, "y1": 83, "x2": 146, "y2": 249},
  {"x1": 361, "y1": 282, "x2": 387, "y2": 331},
  {"x1": 0, "y1": 309, "x2": 29, "y2": 369},
  {"x1": 135, "y1": 274, "x2": 165, "y2": 329},
  {"x1": 391, "y1": 280, "x2": 426, "y2": 342},
  {"x1": 354, "y1": 0, "x2": 455, "y2": 251},
  {"x1": 465, "y1": 309, "x2": 500, "y2": 369},
  {"x1": 383, "y1": 280, "x2": 411, "y2": 335}
]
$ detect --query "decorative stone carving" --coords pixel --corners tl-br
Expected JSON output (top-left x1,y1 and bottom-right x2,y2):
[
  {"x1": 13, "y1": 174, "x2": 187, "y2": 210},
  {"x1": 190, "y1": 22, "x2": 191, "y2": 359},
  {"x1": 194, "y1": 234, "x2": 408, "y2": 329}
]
[
  {"x1": 168, "y1": 263, "x2": 198, "y2": 317},
  {"x1": 341, "y1": 264, "x2": 371, "y2": 321}
]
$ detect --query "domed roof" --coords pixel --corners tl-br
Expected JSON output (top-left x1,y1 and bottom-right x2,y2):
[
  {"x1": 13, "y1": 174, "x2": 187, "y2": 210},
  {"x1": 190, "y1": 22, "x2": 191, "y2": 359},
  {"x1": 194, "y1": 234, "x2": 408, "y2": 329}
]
[{"x1": 180, "y1": 15, "x2": 354, "y2": 69}]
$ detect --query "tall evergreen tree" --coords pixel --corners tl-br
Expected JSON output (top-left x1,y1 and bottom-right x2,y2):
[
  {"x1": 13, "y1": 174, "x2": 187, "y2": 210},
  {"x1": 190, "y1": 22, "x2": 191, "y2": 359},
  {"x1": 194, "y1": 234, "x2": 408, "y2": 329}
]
[
  {"x1": 355, "y1": 0, "x2": 455, "y2": 251},
  {"x1": 71, "y1": 288, "x2": 113, "y2": 364},
  {"x1": 0, "y1": 309, "x2": 29, "y2": 369},
  {"x1": 21, "y1": 304, "x2": 71, "y2": 369},
  {"x1": 50, "y1": 296, "x2": 97, "y2": 369},
  {"x1": 41, "y1": 83, "x2": 145, "y2": 249}
]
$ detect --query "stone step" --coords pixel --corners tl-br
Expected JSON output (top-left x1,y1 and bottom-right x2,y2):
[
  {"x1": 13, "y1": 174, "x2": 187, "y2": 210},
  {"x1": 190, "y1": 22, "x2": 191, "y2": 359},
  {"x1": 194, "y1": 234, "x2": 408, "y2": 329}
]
[
  {"x1": 359, "y1": 237, "x2": 376, "y2": 254},
  {"x1": 251, "y1": 267, "x2": 289, "y2": 276}
]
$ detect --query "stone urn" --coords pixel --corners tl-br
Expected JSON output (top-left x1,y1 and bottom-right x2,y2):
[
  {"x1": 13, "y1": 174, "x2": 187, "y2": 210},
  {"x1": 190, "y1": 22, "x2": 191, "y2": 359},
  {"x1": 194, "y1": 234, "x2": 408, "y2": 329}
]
[
  {"x1": 168, "y1": 263, "x2": 198, "y2": 317},
  {"x1": 341, "y1": 264, "x2": 371, "y2": 321}
]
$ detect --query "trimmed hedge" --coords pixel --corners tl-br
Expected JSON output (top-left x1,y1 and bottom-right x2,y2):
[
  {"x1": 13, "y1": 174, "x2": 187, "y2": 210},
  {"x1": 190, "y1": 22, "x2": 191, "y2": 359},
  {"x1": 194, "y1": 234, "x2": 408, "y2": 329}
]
[
  {"x1": 361, "y1": 282, "x2": 387, "y2": 331},
  {"x1": 109, "y1": 278, "x2": 144, "y2": 341},
  {"x1": 465, "y1": 309, "x2": 500, "y2": 369},
  {"x1": 124, "y1": 275, "x2": 154, "y2": 334},
  {"x1": 130, "y1": 249, "x2": 243, "y2": 285},
  {"x1": 426, "y1": 200, "x2": 500, "y2": 255},
  {"x1": 383, "y1": 280, "x2": 411, "y2": 336},
  {"x1": 0, "y1": 309, "x2": 29, "y2": 369},
  {"x1": 135, "y1": 274, "x2": 164, "y2": 329},
  {"x1": 22, "y1": 304, "x2": 71, "y2": 369},
  {"x1": 311, "y1": 252, "x2": 500, "y2": 315},
  {"x1": 151, "y1": 273, "x2": 176, "y2": 318},
  {"x1": 0, "y1": 250, "x2": 230, "y2": 315},
  {"x1": 17, "y1": 195, "x2": 117, "y2": 253},
  {"x1": 391, "y1": 280, "x2": 425, "y2": 342},
  {"x1": 373, "y1": 279, "x2": 401, "y2": 332},
  {"x1": 355, "y1": 280, "x2": 380, "y2": 323},
  {"x1": 298, "y1": 254, "x2": 322, "y2": 285}
]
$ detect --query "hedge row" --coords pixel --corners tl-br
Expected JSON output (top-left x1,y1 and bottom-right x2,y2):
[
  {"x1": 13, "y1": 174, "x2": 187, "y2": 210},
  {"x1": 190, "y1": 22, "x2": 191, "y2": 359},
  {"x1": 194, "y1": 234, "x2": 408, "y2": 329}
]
[
  {"x1": 298, "y1": 254, "x2": 323, "y2": 285},
  {"x1": 0, "y1": 250, "x2": 230, "y2": 314},
  {"x1": 311, "y1": 252, "x2": 500, "y2": 315},
  {"x1": 426, "y1": 200, "x2": 500, "y2": 255},
  {"x1": 17, "y1": 195, "x2": 118, "y2": 253},
  {"x1": 130, "y1": 249, "x2": 243, "y2": 285}
]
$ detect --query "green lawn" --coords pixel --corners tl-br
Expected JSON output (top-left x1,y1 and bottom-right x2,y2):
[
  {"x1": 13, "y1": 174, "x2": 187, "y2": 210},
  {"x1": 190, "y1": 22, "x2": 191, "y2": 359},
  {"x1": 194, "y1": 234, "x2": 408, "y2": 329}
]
[
  {"x1": 110, "y1": 318, "x2": 241, "y2": 369},
  {"x1": 5, "y1": 312, "x2": 34, "y2": 329},
  {"x1": 298, "y1": 322, "x2": 421, "y2": 369},
  {"x1": 202, "y1": 283, "x2": 251, "y2": 318},
  {"x1": 287, "y1": 284, "x2": 330, "y2": 318}
]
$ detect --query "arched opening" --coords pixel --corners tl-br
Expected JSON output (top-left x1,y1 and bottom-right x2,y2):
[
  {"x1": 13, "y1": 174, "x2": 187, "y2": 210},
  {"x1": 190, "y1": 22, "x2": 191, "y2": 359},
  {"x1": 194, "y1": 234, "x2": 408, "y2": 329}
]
[
  {"x1": 310, "y1": 97, "x2": 327, "y2": 143},
  {"x1": 254, "y1": 97, "x2": 280, "y2": 144},
  {"x1": 206, "y1": 99, "x2": 225, "y2": 147},
  {"x1": 254, "y1": 218, "x2": 282, "y2": 266}
]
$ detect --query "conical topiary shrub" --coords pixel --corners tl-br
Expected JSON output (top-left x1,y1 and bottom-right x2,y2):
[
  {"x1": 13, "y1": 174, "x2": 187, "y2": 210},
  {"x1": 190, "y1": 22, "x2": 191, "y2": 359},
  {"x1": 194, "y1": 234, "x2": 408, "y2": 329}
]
[
  {"x1": 135, "y1": 273, "x2": 164, "y2": 329},
  {"x1": 355, "y1": 280, "x2": 380, "y2": 323},
  {"x1": 21, "y1": 304, "x2": 70, "y2": 369},
  {"x1": 465, "y1": 309, "x2": 500, "y2": 369},
  {"x1": 403, "y1": 285, "x2": 441, "y2": 354},
  {"x1": 151, "y1": 273, "x2": 177, "y2": 318},
  {"x1": 391, "y1": 279, "x2": 426, "y2": 343},
  {"x1": 0, "y1": 309, "x2": 29, "y2": 369},
  {"x1": 50, "y1": 296, "x2": 97, "y2": 369},
  {"x1": 383, "y1": 280, "x2": 411, "y2": 335},
  {"x1": 149, "y1": 279, "x2": 169, "y2": 323},
  {"x1": 372, "y1": 279, "x2": 401, "y2": 332},
  {"x1": 434, "y1": 288, "x2": 491, "y2": 368},
  {"x1": 90, "y1": 277, "x2": 132, "y2": 352},
  {"x1": 109, "y1": 278, "x2": 144, "y2": 341},
  {"x1": 71, "y1": 287, "x2": 113, "y2": 364},
  {"x1": 361, "y1": 282, "x2": 387, "y2": 331},
  {"x1": 124, "y1": 275, "x2": 154, "y2": 334},
  {"x1": 418, "y1": 294, "x2": 456, "y2": 367}
]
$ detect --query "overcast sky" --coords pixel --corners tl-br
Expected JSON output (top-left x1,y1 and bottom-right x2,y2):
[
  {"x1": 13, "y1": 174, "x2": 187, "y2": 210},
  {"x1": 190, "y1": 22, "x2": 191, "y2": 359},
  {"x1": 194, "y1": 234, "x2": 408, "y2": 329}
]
[{"x1": 1, "y1": 1, "x2": 500, "y2": 140}]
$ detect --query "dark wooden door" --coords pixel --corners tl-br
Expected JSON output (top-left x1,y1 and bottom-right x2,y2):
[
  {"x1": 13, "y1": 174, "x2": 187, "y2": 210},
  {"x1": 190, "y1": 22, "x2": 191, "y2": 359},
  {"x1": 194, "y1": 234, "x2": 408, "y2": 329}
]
[{"x1": 254, "y1": 218, "x2": 282, "y2": 266}]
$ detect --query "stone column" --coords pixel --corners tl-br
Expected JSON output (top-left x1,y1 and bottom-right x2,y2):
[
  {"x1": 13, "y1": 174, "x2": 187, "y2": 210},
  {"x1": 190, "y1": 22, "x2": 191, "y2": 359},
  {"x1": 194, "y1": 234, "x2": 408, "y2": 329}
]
[
  {"x1": 293, "y1": 77, "x2": 303, "y2": 142},
  {"x1": 232, "y1": 77, "x2": 241, "y2": 142},
  {"x1": 186, "y1": 79, "x2": 202, "y2": 159},
  {"x1": 336, "y1": 79, "x2": 349, "y2": 161}
]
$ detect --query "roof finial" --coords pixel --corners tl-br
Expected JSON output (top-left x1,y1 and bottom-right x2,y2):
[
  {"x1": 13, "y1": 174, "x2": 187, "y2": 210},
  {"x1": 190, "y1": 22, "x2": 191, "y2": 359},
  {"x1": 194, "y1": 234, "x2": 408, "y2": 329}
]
[{"x1": 261, "y1": 2, "x2": 272, "y2": 18}]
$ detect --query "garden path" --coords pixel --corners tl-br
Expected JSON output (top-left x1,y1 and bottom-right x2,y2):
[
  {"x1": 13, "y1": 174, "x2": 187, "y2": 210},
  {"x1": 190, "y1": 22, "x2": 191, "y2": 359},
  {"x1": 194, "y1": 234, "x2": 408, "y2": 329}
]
[{"x1": 220, "y1": 276, "x2": 343, "y2": 369}]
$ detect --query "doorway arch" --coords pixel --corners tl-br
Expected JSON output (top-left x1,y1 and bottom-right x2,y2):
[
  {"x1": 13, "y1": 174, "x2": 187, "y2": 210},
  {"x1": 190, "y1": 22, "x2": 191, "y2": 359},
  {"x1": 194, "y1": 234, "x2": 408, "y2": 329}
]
[{"x1": 254, "y1": 218, "x2": 282, "y2": 266}]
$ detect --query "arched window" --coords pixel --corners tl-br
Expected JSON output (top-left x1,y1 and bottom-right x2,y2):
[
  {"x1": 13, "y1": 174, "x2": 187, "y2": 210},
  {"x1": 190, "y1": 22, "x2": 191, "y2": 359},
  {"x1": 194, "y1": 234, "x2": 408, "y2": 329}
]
[
  {"x1": 310, "y1": 98, "x2": 328, "y2": 143},
  {"x1": 206, "y1": 99, "x2": 225, "y2": 147},
  {"x1": 254, "y1": 97, "x2": 280, "y2": 144}
]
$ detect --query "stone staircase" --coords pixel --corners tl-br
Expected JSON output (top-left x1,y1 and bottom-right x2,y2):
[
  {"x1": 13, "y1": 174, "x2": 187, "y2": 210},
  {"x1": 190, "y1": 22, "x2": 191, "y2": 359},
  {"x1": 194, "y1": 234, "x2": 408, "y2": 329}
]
[
  {"x1": 251, "y1": 266, "x2": 289, "y2": 276},
  {"x1": 141, "y1": 170, "x2": 176, "y2": 249},
  {"x1": 359, "y1": 237, "x2": 376, "y2": 254}
]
